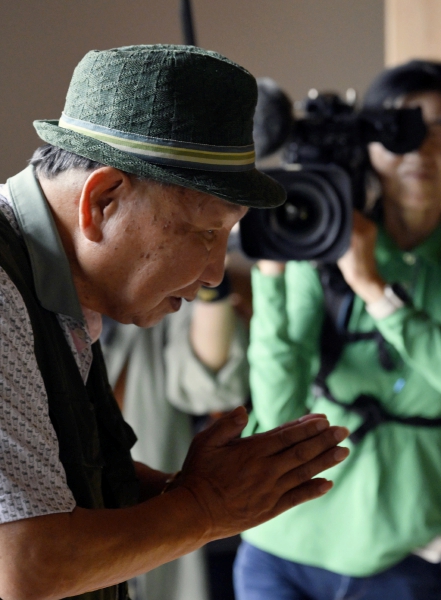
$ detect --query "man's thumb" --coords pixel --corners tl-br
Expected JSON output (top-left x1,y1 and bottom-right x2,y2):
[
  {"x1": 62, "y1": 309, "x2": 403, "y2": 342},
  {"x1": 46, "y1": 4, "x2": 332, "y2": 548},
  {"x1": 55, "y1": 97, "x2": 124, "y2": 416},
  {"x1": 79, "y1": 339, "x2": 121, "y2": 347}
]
[{"x1": 206, "y1": 406, "x2": 249, "y2": 447}]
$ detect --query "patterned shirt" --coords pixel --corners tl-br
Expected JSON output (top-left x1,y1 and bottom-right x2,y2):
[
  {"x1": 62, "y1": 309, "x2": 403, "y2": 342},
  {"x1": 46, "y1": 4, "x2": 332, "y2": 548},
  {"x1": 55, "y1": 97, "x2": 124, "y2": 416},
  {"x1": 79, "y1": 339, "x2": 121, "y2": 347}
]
[{"x1": 0, "y1": 176, "x2": 101, "y2": 523}]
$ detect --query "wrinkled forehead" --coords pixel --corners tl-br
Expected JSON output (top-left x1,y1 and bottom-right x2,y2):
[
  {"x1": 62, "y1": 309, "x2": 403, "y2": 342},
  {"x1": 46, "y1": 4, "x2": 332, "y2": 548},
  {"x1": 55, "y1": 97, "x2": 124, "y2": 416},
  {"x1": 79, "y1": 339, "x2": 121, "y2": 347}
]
[
  {"x1": 136, "y1": 178, "x2": 247, "y2": 228},
  {"x1": 162, "y1": 181, "x2": 246, "y2": 217}
]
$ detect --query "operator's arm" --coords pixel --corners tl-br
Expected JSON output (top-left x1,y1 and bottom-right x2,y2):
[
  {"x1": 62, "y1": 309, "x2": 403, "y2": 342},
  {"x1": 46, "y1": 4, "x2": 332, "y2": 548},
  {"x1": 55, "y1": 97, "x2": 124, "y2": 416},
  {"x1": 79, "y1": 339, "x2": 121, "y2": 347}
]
[
  {"x1": 0, "y1": 408, "x2": 348, "y2": 600},
  {"x1": 248, "y1": 260, "x2": 325, "y2": 433},
  {"x1": 337, "y1": 211, "x2": 441, "y2": 393},
  {"x1": 190, "y1": 297, "x2": 237, "y2": 372},
  {"x1": 372, "y1": 307, "x2": 441, "y2": 392}
]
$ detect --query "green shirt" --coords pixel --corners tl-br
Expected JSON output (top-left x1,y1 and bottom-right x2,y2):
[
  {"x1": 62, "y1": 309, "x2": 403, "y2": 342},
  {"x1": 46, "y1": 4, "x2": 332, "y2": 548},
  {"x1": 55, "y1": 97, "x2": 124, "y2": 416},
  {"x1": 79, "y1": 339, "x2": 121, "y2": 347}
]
[{"x1": 243, "y1": 223, "x2": 441, "y2": 576}]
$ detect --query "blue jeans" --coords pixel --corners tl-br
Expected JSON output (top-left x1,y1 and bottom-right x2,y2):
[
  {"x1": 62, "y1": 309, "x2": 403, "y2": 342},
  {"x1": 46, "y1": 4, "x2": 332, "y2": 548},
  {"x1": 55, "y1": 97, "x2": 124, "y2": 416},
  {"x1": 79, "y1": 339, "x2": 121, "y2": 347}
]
[{"x1": 233, "y1": 541, "x2": 441, "y2": 600}]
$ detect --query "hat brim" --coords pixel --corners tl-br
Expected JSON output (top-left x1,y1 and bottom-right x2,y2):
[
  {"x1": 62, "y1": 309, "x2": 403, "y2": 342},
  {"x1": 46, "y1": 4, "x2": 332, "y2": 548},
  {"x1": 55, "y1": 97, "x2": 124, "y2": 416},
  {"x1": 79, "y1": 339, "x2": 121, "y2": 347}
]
[{"x1": 33, "y1": 120, "x2": 286, "y2": 209}]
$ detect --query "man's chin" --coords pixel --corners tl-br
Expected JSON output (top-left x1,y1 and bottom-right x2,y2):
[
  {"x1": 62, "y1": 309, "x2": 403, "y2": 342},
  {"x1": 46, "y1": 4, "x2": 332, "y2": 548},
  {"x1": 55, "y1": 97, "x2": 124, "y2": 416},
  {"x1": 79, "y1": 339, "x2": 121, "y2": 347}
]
[{"x1": 131, "y1": 297, "x2": 183, "y2": 328}]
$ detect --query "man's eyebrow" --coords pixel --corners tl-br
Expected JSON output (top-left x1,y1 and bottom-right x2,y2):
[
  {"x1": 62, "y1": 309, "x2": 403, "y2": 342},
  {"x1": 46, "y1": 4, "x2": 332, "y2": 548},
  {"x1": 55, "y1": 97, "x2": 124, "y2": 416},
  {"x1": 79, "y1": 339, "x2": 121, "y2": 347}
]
[
  {"x1": 210, "y1": 220, "x2": 225, "y2": 228},
  {"x1": 221, "y1": 200, "x2": 250, "y2": 214}
]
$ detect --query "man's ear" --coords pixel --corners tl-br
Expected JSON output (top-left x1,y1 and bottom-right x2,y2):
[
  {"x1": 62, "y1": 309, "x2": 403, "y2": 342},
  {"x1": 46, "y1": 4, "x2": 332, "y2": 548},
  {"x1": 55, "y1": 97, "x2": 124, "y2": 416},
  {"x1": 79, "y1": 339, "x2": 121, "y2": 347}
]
[{"x1": 78, "y1": 167, "x2": 132, "y2": 242}]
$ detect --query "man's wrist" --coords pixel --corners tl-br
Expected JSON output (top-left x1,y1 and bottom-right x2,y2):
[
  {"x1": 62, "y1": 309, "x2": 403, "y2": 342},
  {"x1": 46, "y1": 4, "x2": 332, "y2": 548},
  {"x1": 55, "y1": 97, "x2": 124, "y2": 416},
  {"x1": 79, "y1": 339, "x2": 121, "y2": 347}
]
[
  {"x1": 161, "y1": 471, "x2": 182, "y2": 494},
  {"x1": 366, "y1": 283, "x2": 408, "y2": 319},
  {"x1": 257, "y1": 260, "x2": 286, "y2": 276},
  {"x1": 346, "y1": 275, "x2": 385, "y2": 304}
]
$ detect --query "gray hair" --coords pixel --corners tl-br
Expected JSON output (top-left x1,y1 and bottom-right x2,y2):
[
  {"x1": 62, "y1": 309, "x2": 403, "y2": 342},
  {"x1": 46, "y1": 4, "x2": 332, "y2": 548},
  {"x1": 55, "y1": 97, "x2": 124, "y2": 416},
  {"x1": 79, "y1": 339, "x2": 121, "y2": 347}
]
[{"x1": 29, "y1": 144, "x2": 159, "y2": 189}]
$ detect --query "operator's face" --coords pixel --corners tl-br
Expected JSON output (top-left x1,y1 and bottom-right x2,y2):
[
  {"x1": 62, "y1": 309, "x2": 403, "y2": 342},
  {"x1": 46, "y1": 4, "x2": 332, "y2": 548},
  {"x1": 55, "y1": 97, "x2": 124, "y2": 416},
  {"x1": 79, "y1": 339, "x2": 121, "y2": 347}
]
[
  {"x1": 368, "y1": 91, "x2": 441, "y2": 215},
  {"x1": 88, "y1": 180, "x2": 247, "y2": 327}
]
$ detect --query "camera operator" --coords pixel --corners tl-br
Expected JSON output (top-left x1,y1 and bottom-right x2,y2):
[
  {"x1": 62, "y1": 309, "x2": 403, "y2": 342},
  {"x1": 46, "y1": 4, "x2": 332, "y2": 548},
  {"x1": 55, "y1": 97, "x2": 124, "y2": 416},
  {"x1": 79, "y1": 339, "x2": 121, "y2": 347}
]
[{"x1": 234, "y1": 60, "x2": 441, "y2": 600}]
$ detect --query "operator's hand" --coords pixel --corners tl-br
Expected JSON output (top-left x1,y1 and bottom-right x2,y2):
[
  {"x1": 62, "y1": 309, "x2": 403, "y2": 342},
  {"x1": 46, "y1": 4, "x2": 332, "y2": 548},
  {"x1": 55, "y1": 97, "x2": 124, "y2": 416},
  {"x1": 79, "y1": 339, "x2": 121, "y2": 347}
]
[
  {"x1": 171, "y1": 406, "x2": 349, "y2": 540},
  {"x1": 337, "y1": 210, "x2": 386, "y2": 303},
  {"x1": 257, "y1": 260, "x2": 286, "y2": 276}
]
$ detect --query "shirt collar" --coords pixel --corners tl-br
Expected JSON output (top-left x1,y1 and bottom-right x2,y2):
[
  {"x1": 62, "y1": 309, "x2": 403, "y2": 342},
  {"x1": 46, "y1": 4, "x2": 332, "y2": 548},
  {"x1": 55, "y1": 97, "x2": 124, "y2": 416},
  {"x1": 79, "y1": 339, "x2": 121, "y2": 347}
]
[
  {"x1": 7, "y1": 165, "x2": 83, "y2": 320},
  {"x1": 377, "y1": 220, "x2": 441, "y2": 265}
]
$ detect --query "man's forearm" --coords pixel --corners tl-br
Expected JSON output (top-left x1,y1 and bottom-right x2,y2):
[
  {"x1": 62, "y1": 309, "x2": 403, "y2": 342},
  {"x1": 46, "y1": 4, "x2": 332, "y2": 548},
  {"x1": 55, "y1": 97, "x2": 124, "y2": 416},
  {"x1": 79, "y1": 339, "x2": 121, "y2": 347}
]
[
  {"x1": 0, "y1": 487, "x2": 208, "y2": 600},
  {"x1": 134, "y1": 461, "x2": 172, "y2": 501},
  {"x1": 0, "y1": 409, "x2": 349, "y2": 600}
]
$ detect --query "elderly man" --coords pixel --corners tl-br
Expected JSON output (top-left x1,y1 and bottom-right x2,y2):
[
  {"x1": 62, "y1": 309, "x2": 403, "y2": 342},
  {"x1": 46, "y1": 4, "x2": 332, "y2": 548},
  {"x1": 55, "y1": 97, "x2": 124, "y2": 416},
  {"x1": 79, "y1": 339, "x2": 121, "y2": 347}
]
[{"x1": 0, "y1": 45, "x2": 349, "y2": 600}]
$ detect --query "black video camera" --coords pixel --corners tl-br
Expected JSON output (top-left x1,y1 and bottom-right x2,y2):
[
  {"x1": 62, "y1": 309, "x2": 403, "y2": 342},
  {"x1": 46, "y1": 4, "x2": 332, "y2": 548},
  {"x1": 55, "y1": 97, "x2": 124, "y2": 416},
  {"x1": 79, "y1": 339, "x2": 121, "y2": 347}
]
[{"x1": 240, "y1": 92, "x2": 427, "y2": 262}]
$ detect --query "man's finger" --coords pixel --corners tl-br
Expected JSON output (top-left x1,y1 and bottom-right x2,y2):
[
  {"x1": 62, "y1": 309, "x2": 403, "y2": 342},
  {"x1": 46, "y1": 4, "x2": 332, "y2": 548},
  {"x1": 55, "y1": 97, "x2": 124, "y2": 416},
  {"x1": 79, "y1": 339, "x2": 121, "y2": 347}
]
[
  {"x1": 247, "y1": 419, "x2": 346, "y2": 458},
  {"x1": 295, "y1": 413, "x2": 327, "y2": 423},
  {"x1": 271, "y1": 479, "x2": 334, "y2": 517},
  {"x1": 195, "y1": 406, "x2": 249, "y2": 448},
  {"x1": 280, "y1": 445, "x2": 350, "y2": 492},
  {"x1": 278, "y1": 425, "x2": 349, "y2": 467},
  {"x1": 198, "y1": 409, "x2": 331, "y2": 453}
]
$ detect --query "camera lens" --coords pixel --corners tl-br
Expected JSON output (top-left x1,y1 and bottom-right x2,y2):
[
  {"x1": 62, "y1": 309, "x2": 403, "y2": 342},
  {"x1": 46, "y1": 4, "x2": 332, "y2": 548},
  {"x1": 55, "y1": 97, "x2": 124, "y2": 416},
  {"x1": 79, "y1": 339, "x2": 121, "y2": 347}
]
[
  {"x1": 268, "y1": 169, "x2": 344, "y2": 257},
  {"x1": 271, "y1": 182, "x2": 331, "y2": 243},
  {"x1": 239, "y1": 165, "x2": 352, "y2": 262}
]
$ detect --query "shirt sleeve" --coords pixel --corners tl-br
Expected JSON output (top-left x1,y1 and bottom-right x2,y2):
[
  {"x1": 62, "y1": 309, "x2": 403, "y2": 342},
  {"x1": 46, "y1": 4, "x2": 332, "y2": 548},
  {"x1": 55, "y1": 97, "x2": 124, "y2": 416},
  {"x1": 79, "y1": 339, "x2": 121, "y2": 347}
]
[
  {"x1": 165, "y1": 301, "x2": 250, "y2": 414},
  {"x1": 373, "y1": 304, "x2": 441, "y2": 394},
  {"x1": 247, "y1": 262, "x2": 325, "y2": 432},
  {"x1": 0, "y1": 266, "x2": 76, "y2": 523}
]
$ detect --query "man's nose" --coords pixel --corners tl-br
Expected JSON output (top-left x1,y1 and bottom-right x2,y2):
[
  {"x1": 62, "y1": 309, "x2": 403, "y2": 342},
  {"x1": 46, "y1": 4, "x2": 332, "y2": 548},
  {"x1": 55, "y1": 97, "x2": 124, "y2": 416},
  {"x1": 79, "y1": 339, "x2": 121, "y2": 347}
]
[{"x1": 199, "y1": 241, "x2": 228, "y2": 288}]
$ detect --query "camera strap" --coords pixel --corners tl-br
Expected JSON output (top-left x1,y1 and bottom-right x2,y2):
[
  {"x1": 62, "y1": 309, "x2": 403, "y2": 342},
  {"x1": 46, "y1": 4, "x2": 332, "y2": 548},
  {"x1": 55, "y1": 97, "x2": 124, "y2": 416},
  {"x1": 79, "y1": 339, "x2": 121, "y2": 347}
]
[
  {"x1": 313, "y1": 264, "x2": 441, "y2": 443},
  {"x1": 313, "y1": 382, "x2": 441, "y2": 444}
]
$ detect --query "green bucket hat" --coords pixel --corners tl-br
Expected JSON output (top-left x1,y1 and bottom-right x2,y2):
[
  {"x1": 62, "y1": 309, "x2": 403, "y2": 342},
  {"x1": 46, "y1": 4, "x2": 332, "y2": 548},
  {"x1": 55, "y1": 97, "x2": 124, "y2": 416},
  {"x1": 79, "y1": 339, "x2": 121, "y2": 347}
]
[{"x1": 34, "y1": 44, "x2": 285, "y2": 208}]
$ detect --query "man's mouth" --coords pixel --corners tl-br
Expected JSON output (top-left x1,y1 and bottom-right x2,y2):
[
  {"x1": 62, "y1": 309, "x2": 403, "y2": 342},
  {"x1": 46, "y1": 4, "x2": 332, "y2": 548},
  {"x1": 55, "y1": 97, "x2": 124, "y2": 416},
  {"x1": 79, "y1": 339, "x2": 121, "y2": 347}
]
[
  {"x1": 169, "y1": 297, "x2": 183, "y2": 311},
  {"x1": 401, "y1": 163, "x2": 434, "y2": 180},
  {"x1": 168, "y1": 291, "x2": 198, "y2": 311}
]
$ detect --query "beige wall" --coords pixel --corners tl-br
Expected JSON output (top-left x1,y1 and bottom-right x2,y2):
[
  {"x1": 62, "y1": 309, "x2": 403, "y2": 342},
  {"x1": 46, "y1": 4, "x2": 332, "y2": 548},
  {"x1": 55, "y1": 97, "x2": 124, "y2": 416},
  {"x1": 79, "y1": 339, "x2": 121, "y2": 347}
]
[
  {"x1": 385, "y1": 0, "x2": 441, "y2": 65},
  {"x1": 0, "y1": 0, "x2": 384, "y2": 181}
]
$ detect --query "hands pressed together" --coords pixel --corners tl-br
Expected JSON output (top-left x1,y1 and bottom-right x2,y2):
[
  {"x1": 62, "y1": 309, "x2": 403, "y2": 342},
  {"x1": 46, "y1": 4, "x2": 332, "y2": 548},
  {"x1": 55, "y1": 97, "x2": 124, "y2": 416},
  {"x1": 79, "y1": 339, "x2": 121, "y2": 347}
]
[{"x1": 167, "y1": 406, "x2": 349, "y2": 540}]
